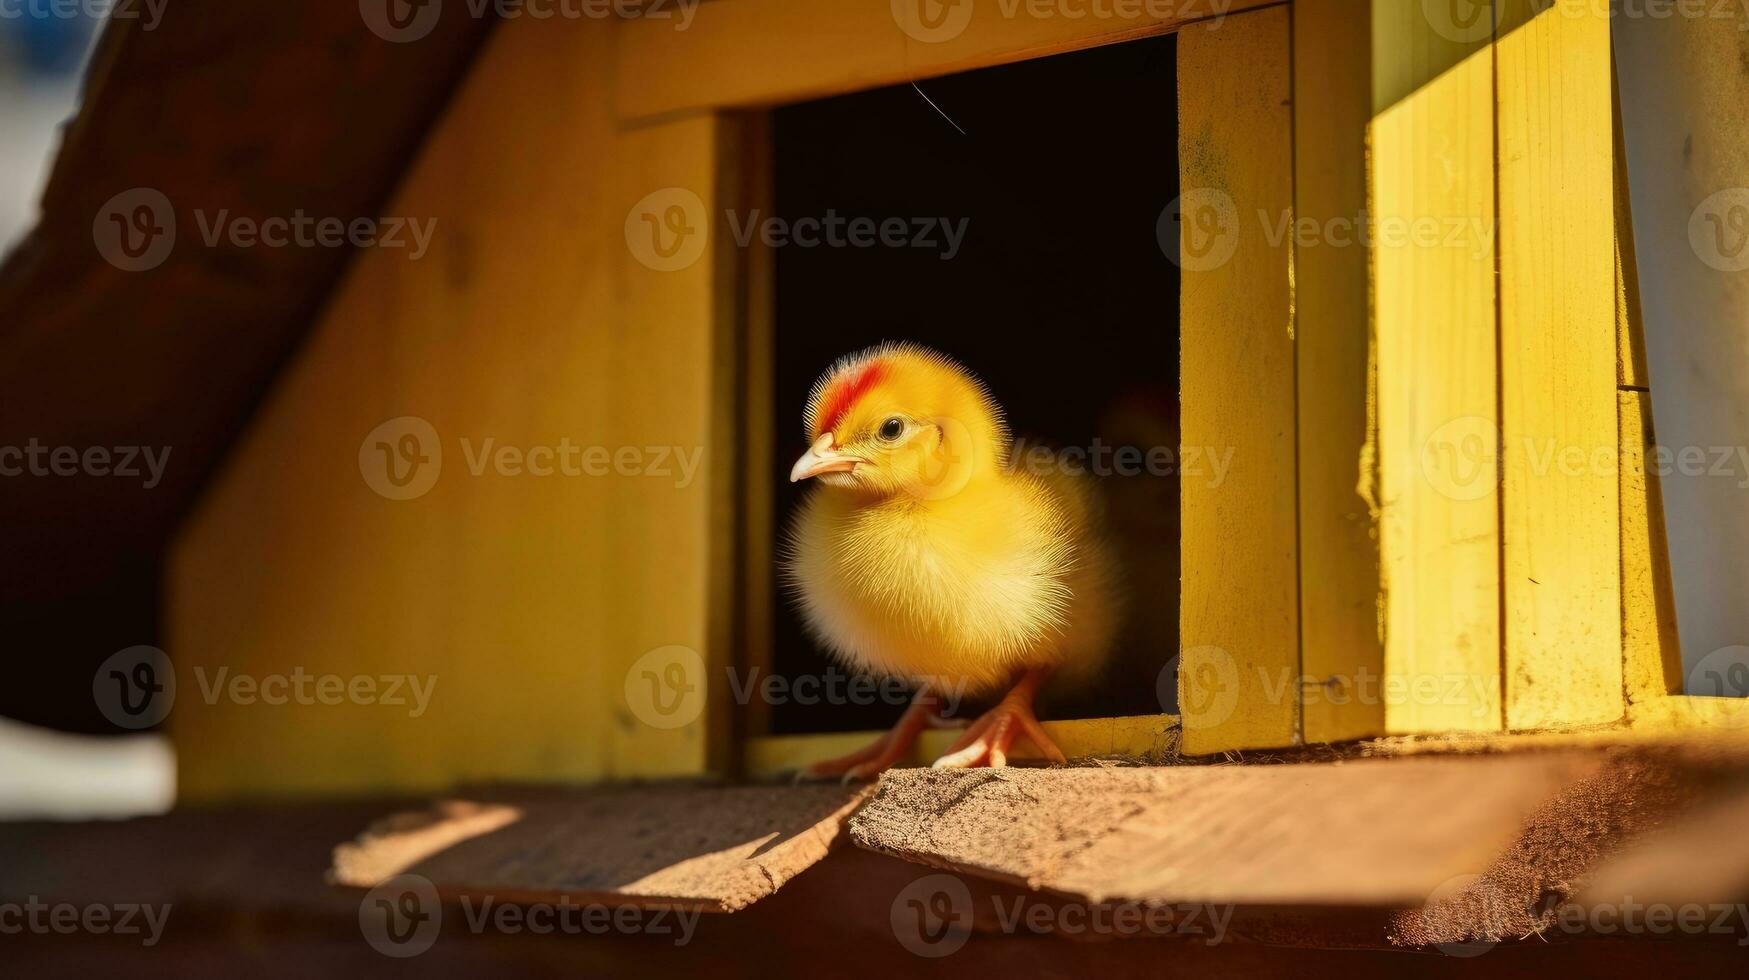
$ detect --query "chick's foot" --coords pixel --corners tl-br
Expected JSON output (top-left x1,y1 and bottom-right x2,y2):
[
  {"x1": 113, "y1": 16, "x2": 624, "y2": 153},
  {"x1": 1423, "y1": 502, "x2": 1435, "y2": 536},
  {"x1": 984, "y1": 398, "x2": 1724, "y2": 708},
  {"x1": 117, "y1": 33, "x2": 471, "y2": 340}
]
[
  {"x1": 931, "y1": 668, "x2": 1066, "y2": 769},
  {"x1": 802, "y1": 689, "x2": 955, "y2": 782}
]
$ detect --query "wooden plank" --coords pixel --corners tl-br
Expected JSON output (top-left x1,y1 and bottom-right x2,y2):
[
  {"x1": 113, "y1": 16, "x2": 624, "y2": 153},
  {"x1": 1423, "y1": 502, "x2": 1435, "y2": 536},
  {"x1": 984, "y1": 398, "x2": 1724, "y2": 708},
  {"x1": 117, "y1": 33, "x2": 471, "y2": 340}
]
[
  {"x1": 1495, "y1": 0, "x2": 1621, "y2": 730},
  {"x1": 169, "y1": 18, "x2": 738, "y2": 799},
  {"x1": 1369, "y1": 0, "x2": 1502, "y2": 733},
  {"x1": 1176, "y1": 5, "x2": 1298, "y2": 754},
  {"x1": 1293, "y1": 0, "x2": 1384, "y2": 744},
  {"x1": 614, "y1": 0, "x2": 1276, "y2": 120},
  {"x1": 331, "y1": 785, "x2": 869, "y2": 912},
  {"x1": 850, "y1": 755, "x2": 1596, "y2": 906}
]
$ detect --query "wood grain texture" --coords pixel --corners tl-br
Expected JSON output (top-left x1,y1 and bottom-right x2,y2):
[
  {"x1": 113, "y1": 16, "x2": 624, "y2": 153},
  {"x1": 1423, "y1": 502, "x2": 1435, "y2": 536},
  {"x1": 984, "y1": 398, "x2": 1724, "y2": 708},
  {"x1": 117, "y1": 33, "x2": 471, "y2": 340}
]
[
  {"x1": 331, "y1": 785, "x2": 869, "y2": 912},
  {"x1": 1495, "y1": 0, "x2": 1621, "y2": 730},
  {"x1": 1370, "y1": 0, "x2": 1502, "y2": 733},
  {"x1": 850, "y1": 755, "x2": 1596, "y2": 905},
  {"x1": 169, "y1": 18, "x2": 738, "y2": 799},
  {"x1": 613, "y1": 0, "x2": 1276, "y2": 119},
  {"x1": 1293, "y1": 0, "x2": 1384, "y2": 744},
  {"x1": 1177, "y1": 5, "x2": 1298, "y2": 753}
]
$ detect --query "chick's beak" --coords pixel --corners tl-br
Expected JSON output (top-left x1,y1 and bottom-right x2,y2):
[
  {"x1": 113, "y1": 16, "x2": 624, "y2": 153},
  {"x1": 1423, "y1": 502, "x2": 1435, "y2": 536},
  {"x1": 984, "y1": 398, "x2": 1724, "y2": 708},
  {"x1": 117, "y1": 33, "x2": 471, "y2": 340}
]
[{"x1": 790, "y1": 433, "x2": 858, "y2": 483}]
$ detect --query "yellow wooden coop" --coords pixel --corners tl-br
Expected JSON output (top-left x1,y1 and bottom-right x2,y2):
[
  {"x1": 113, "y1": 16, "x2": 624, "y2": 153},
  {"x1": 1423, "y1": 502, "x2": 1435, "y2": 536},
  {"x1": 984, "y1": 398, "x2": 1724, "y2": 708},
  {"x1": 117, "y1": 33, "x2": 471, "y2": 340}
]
[
  {"x1": 154, "y1": 0, "x2": 1749, "y2": 808},
  {"x1": 8, "y1": 0, "x2": 1749, "y2": 971}
]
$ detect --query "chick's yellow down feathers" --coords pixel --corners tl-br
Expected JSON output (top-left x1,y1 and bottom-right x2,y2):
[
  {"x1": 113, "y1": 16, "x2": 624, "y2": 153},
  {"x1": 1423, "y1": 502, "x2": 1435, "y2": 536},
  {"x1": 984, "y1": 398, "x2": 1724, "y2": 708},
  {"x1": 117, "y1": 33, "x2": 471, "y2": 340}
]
[{"x1": 784, "y1": 342, "x2": 1120, "y2": 774}]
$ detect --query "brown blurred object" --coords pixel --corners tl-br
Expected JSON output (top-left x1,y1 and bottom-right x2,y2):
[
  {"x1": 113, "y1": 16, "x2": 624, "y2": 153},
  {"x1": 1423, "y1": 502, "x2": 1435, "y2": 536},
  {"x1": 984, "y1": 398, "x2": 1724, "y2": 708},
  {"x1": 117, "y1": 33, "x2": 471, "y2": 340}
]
[{"x1": 0, "y1": 3, "x2": 497, "y2": 732}]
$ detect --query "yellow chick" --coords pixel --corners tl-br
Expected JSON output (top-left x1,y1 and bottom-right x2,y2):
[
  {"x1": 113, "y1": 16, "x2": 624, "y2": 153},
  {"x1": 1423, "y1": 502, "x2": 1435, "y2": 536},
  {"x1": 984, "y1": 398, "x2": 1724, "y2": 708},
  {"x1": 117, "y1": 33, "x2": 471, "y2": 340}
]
[{"x1": 785, "y1": 342, "x2": 1118, "y2": 778}]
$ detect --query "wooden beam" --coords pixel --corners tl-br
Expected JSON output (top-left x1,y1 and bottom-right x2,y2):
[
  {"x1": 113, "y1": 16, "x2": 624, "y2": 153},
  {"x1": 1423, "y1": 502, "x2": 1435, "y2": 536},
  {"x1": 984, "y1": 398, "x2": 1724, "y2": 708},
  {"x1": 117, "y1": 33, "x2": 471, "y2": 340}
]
[
  {"x1": 613, "y1": 0, "x2": 1277, "y2": 119},
  {"x1": 1495, "y1": 0, "x2": 1622, "y2": 729},
  {"x1": 1293, "y1": 0, "x2": 1384, "y2": 744},
  {"x1": 1177, "y1": 5, "x2": 1298, "y2": 753},
  {"x1": 1370, "y1": 0, "x2": 1502, "y2": 733}
]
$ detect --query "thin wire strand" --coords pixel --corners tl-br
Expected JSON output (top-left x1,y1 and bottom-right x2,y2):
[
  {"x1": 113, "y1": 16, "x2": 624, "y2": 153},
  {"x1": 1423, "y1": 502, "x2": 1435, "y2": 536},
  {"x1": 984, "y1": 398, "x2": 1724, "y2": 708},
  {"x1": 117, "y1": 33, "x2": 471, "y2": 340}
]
[{"x1": 910, "y1": 81, "x2": 967, "y2": 136}]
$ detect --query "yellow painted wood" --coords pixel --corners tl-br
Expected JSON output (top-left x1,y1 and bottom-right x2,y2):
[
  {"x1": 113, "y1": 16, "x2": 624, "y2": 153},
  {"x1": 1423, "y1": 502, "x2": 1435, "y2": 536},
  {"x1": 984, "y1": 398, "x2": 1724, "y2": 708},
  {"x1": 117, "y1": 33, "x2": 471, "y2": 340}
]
[
  {"x1": 1620, "y1": 390, "x2": 1684, "y2": 703},
  {"x1": 1628, "y1": 695, "x2": 1749, "y2": 733},
  {"x1": 744, "y1": 714, "x2": 1181, "y2": 778},
  {"x1": 614, "y1": 0, "x2": 1276, "y2": 119},
  {"x1": 1495, "y1": 0, "x2": 1621, "y2": 730},
  {"x1": 168, "y1": 18, "x2": 740, "y2": 800},
  {"x1": 1370, "y1": 0, "x2": 1501, "y2": 732},
  {"x1": 1293, "y1": 0, "x2": 1384, "y2": 744},
  {"x1": 1177, "y1": 5, "x2": 1298, "y2": 754}
]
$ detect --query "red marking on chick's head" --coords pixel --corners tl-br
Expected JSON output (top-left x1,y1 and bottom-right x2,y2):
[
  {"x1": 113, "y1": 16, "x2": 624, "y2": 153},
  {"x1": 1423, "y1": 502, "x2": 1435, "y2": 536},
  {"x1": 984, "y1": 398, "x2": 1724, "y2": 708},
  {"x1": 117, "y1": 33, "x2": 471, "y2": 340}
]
[{"x1": 810, "y1": 359, "x2": 888, "y2": 441}]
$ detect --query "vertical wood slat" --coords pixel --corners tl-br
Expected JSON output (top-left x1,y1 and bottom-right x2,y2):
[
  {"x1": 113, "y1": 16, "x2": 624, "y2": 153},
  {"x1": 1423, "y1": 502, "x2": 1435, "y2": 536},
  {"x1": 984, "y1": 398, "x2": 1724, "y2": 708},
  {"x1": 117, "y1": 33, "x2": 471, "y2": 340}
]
[
  {"x1": 1370, "y1": 0, "x2": 1502, "y2": 732},
  {"x1": 1495, "y1": 0, "x2": 1622, "y2": 729},
  {"x1": 1294, "y1": 0, "x2": 1385, "y2": 744},
  {"x1": 1178, "y1": 5, "x2": 1299, "y2": 753}
]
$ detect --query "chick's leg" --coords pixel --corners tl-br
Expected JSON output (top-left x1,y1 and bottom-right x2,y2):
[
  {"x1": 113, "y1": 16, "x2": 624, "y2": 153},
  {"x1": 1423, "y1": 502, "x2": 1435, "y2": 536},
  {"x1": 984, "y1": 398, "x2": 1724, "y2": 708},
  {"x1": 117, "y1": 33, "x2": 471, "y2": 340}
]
[
  {"x1": 931, "y1": 667, "x2": 1066, "y2": 769},
  {"x1": 803, "y1": 688, "x2": 953, "y2": 781}
]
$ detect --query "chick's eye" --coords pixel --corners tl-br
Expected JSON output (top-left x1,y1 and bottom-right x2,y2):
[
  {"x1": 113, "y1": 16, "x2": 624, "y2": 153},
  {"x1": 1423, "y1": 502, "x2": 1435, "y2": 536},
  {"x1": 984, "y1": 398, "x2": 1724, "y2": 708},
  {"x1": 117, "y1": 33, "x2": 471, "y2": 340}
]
[{"x1": 878, "y1": 417, "x2": 904, "y2": 442}]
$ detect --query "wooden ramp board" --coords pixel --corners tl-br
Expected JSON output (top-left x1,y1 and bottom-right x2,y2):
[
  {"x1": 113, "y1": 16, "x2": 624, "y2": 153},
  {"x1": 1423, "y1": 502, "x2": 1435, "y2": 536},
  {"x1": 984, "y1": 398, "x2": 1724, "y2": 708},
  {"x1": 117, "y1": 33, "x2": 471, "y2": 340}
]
[
  {"x1": 849, "y1": 755, "x2": 1600, "y2": 907},
  {"x1": 331, "y1": 784, "x2": 869, "y2": 913}
]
